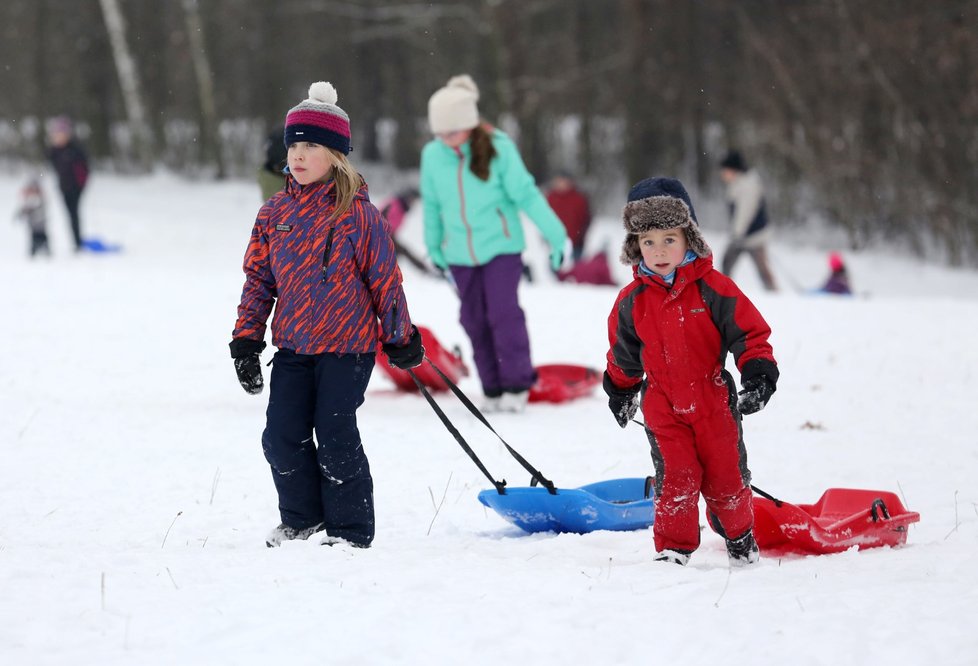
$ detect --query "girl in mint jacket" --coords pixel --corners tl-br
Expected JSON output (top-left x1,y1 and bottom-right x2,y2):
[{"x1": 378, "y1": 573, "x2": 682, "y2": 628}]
[{"x1": 421, "y1": 75, "x2": 568, "y2": 412}]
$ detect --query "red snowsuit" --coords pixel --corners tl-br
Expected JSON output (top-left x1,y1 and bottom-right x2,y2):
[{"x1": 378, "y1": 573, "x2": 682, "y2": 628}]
[{"x1": 606, "y1": 255, "x2": 777, "y2": 554}]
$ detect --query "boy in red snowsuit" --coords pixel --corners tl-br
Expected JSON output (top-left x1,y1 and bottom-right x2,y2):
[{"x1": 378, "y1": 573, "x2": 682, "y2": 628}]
[{"x1": 604, "y1": 177, "x2": 778, "y2": 566}]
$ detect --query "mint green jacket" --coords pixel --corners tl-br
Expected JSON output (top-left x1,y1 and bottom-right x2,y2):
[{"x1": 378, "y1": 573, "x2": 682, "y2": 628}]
[{"x1": 420, "y1": 129, "x2": 567, "y2": 267}]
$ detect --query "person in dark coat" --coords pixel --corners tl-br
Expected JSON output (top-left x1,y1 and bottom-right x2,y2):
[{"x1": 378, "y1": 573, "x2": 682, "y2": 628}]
[
  {"x1": 45, "y1": 116, "x2": 89, "y2": 252},
  {"x1": 604, "y1": 177, "x2": 778, "y2": 567},
  {"x1": 546, "y1": 172, "x2": 592, "y2": 262}
]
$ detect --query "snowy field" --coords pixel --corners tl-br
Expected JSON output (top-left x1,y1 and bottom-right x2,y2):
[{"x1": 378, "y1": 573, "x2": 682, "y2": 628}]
[{"x1": 1, "y1": 171, "x2": 977, "y2": 666}]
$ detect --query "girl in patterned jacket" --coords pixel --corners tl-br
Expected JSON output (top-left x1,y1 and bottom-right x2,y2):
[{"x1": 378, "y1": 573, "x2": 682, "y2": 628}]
[
  {"x1": 421, "y1": 75, "x2": 568, "y2": 413},
  {"x1": 603, "y1": 177, "x2": 779, "y2": 567},
  {"x1": 230, "y1": 82, "x2": 424, "y2": 549}
]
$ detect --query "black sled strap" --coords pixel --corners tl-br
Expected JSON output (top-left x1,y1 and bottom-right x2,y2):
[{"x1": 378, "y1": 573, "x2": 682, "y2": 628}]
[
  {"x1": 407, "y1": 368, "x2": 507, "y2": 495},
  {"x1": 750, "y1": 484, "x2": 784, "y2": 508},
  {"x1": 410, "y1": 360, "x2": 557, "y2": 495}
]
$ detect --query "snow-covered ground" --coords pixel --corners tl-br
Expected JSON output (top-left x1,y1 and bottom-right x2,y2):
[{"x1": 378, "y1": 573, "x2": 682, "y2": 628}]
[{"x1": 1, "y1": 171, "x2": 977, "y2": 665}]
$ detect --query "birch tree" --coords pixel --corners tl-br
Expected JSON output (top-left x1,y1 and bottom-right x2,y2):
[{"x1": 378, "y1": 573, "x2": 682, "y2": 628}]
[
  {"x1": 98, "y1": 0, "x2": 153, "y2": 170},
  {"x1": 182, "y1": 0, "x2": 226, "y2": 178}
]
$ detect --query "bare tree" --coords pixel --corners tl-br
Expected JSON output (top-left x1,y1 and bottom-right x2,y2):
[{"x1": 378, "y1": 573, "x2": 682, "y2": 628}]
[
  {"x1": 98, "y1": 0, "x2": 153, "y2": 170},
  {"x1": 182, "y1": 0, "x2": 226, "y2": 178}
]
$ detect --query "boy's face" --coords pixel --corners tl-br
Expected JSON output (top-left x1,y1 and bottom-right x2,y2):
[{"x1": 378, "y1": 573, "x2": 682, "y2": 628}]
[
  {"x1": 638, "y1": 228, "x2": 688, "y2": 277},
  {"x1": 287, "y1": 142, "x2": 333, "y2": 185}
]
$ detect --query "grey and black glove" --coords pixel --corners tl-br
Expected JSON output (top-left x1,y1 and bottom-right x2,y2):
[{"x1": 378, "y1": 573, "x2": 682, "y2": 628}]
[
  {"x1": 603, "y1": 371, "x2": 641, "y2": 428},
  {"x1": 738, "y1": 375, "x2": 776, "y2": 415},
  {"x1": 229, "y1": 338, "x2": 266, "y2": 395}
]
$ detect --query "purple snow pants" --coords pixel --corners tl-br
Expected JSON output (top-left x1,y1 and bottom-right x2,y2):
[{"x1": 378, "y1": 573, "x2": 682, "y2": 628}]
[{"x1": 450, "y1": 253, "x2": 535, "y2": 395}]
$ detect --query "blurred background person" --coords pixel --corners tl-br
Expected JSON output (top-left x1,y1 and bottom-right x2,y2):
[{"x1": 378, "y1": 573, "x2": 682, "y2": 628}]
[
  {"x1": 14, "y1": 176, "x2": 50, "y2": 258},
  {"x1": 421, "y1": 74, "x2": 567, "y2": 413},
  {"x1": 45, "y1": 116, "x2": 89, "y2": 252},
  {"x1": 257, "y1": 125, "x2": 288, "y2": 202},
  {"x1": 546, "y1": 171, "x2": 591, "y2": 263},
  {"x1": 378, "y1": 187, "x2": 435, "y2": 276},
  {"x1": 817, "y1": 251, "x2": 853, "y2": 295},
  {"x1": 719, "y1": 150, "x2": 777, "y2": 291}
]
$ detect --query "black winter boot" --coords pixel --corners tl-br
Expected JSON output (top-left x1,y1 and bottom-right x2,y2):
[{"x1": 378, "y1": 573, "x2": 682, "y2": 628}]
[
  {"x1": 653, "y1": 549, "x2": 692, "y2": 566},
  {"x1": 726, "y1": 530, "x2": 760, "y2": 566},
  {"x1": 265, "y1": 522, "x2": 324, "y2": 548}
]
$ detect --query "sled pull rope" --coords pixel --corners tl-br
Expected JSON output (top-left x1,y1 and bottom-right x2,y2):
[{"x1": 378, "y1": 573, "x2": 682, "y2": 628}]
[
  {"x1": 406, "y1": 367, "x2": 506, "y2": 495},
  {"x1": 411, "y1": 361, "x2": 557, "y2": 495},
  {"x1": 749, "y1": 484, "x2": 784, "y2": 508}
]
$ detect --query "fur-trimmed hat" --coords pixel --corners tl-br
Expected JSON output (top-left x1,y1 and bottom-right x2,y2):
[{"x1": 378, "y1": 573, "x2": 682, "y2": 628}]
[
  {"x1": 620, "y1": 177, "x2": 711, "y2": 265},
  {"x1": 428, "y1": 75, "x2": 480, "y2": 134},
  {"x1": 285, "y1": 82, "x2": 352, "y2": 154}
]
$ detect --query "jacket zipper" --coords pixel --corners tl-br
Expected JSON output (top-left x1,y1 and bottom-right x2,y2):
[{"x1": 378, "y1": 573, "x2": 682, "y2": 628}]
[
  {"x1": 455, "y1": 147, "x2": 478, "y2": 264},
  {"x1": 321, "y1": 226, "x2": 334, "y2": 282},
  {"x1": 496, "y1": 208, "x2": 511, "y2": 239}
]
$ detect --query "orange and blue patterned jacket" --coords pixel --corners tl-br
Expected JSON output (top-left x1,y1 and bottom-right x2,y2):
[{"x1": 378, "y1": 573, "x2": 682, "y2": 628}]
[{"x1": 233, "y1": 177, "x2": 413, "y2": 354}]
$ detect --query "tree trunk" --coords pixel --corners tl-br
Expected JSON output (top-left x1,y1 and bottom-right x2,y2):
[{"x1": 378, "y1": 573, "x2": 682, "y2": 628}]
[
  {"x1": 182, "y1": 0, "x2": 226, "y2": 178},
  {"x1": 97, "y1": 0, "x2": 153, "y2": 170}
]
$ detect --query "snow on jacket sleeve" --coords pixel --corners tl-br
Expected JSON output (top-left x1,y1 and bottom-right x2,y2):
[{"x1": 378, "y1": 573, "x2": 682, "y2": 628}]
[
  {"x1": 352, "y1": 198, "x2": 413, "y2": 346},
  {"x1": 605, "y1": 282, "x2": 646, "y2": 391},
  {"x1": 496, "y1": 136, "x2": 568, "y2": 251},
  {"x1": 420, "y1": 145, "x2": 445, "y2": 257},
  {"x1": 233, "y1": 205, "x2": 276, "y2": 342},
  {"x1": 698, "y1": 271, "x2": 779, "y2": 385}
]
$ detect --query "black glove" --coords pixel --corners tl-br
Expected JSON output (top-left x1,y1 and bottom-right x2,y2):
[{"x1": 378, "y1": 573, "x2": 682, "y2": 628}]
[
  {"x1": 738, "y1": 375, "x2": 776, "y2": 415},
  {"x1": 229, "y1": 338, "x2": 266, "y2": 395},
  {"x1": 603, "y1": 371, "x2": 641, "y2": 428},
  {"x1": 382, "y1": 326, "x2": 425, "y2": 370}
]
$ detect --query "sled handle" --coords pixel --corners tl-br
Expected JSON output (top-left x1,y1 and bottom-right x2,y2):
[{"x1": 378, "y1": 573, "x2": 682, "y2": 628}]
[
  {"x1": 870, "y1": 498, "x2": 890, "y2": 522},
  {"x1": 644, "y1": 476, "x2": 654, "y2": 499}
]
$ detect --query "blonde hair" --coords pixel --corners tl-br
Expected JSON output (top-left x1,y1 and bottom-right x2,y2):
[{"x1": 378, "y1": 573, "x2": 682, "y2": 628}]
[{"x1": 325, "y1": 148, "x2": 365, "y2": 221}]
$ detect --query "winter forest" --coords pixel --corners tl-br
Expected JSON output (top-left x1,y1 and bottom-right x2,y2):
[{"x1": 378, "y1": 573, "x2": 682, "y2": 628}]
[
  {"x1": 3, "y1": 2, "x2": 978, "y2": 665},
  {"x1": 1, "y1": 0, "x2": 977, "y2": 263}
]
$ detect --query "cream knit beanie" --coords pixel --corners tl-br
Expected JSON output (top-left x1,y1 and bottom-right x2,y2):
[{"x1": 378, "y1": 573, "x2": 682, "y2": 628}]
[{"x1": 427, "y1": 75, "x2": 480, "y2": 134}]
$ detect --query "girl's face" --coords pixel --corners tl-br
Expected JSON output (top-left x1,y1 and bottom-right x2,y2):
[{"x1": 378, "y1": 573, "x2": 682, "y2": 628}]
[
  {"x1": 437, "y1": 129, "x2": 472, "y2": 149},
  {"x1": 287, "y1": 142, "x2": 333, "y2": 185},
  {"x1": 638, "y1": 228, "x2": 689, "y2": 277}
]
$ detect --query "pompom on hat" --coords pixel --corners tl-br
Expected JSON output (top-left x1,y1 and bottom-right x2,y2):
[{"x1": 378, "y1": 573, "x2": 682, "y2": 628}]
[
  {"x1": 428, "y1": 75, "x2": 480, "y2": 134},
  {"x1": 620, "y1": 177, "x2": 712, "y2": 265},
  {"x1": 285, "y1": 81, "x2": 352, "y2": 154}
]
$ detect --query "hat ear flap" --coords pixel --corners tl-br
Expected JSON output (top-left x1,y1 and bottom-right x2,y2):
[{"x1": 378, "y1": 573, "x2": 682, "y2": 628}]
[
  {"x1": 620, "y1": 235, "x2": 641, "y2": 265},
  {"x1": 684, "y1": 227, "x2": 712, "y2": 258}
]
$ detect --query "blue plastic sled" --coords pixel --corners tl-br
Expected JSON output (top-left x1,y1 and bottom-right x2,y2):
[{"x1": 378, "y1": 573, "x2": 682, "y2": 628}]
[
  {"x1": 478, "y1": 477, "x2": 655, "y2": 534},
  {"x1": 81, "y1": 237, "x2": 123, "y2": 253}
]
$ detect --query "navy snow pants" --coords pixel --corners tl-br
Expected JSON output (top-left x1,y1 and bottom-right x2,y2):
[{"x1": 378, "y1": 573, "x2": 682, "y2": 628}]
[{"x1": 262, "y1": 349, "x2": 375, "y2": 546}]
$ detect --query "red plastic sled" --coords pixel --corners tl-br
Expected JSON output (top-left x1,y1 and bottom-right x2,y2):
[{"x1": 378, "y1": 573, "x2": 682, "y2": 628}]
[
  {"x1": 557, "y1": 251, "x2": 617, "y2": 286},
  {"x1": 746, "y1": 488, "x2": 920, "y2": 555},
  {"x1": 529, "y1": 364, "x2": 602, "y2": 404},
  {"x1": 376, "y1": 325, "x2": 468, "y2": 392}
]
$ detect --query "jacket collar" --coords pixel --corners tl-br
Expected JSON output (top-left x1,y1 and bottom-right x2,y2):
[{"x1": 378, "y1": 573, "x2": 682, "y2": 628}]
[{"x1": 633, "y1": 254, "x2": 713, "y2": 292}]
